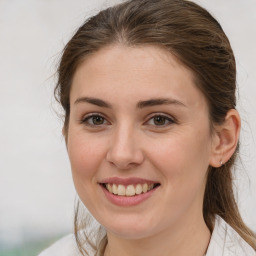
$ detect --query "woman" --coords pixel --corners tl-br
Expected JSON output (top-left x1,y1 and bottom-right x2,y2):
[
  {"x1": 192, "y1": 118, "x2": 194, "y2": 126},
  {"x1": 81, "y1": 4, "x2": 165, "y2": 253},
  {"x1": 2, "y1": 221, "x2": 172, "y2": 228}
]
[{"x1": 39, "y1": 0, "x2": 256, "y2": 255}]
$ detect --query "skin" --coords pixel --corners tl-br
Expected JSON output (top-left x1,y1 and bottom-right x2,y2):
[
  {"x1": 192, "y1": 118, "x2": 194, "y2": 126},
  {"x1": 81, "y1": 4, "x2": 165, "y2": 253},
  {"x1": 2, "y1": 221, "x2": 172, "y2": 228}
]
[{"x1": 66, "y1": 45, "x2": 240, "y2": 256}]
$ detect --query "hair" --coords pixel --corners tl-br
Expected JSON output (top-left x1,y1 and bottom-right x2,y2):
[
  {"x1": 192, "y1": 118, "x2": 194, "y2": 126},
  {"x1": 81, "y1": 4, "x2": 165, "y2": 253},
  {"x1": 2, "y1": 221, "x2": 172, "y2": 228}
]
[{"x1": 55, "y1": 0, "x2": 256, "y2": 255}]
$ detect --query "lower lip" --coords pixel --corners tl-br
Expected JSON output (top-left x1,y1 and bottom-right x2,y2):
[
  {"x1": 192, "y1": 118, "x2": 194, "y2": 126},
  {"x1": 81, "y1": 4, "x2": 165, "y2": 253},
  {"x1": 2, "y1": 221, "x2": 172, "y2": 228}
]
[{"x1": 100, "y1": 185, "x2": 159, "y2": 207}]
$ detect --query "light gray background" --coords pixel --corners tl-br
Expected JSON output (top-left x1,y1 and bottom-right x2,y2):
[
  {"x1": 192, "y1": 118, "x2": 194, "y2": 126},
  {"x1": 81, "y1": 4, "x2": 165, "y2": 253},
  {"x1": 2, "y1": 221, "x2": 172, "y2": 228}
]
[{"x1": 0, "y1": 0, "x2": 255, "y2": 248}]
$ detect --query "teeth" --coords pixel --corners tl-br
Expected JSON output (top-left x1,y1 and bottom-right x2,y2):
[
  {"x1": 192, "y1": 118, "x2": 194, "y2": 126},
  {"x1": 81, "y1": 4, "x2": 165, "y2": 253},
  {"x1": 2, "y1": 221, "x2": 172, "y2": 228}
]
[
  {"x1": 105, "y1": 183, "x2": 157, "y2": 196},
  {"x1": 135, "y1": 184, "x2": 142, "y2": 194},
  {"x1": 142, "y1": 183, "x2": 148, "y2": 193},
  {"x1": 112, "y1": 184, "x2": 118, "y2": 195},
  {"x1": 106, "y1": 184, "x2": 112, "y2": 193},
  {"x1": 126, "y1": 185, "x2": 135, "y2": 196},
  {"x1": 117, "y1": 185, "x2": 126, "y2": 196}
]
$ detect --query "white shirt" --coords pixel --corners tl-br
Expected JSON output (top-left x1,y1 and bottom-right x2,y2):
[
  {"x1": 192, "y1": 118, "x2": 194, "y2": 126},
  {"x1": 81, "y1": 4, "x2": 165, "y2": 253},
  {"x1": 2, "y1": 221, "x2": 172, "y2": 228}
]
[{"x1": 38, "y1": 216, "x2": 255, "y2": 256}]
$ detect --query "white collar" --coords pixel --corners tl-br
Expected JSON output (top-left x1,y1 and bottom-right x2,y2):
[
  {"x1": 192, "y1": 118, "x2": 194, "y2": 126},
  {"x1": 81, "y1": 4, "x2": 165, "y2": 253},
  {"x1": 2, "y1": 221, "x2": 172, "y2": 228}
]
[{"x1": 206, "y1": 215, "x2": 255, "y2": 256}]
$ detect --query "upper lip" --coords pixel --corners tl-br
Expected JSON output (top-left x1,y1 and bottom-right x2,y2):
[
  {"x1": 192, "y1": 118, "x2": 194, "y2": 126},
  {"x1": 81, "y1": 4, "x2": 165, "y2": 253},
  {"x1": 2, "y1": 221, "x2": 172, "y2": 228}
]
[{"x1": 99, "y1": 177, "x2": 160, "y2": 186}]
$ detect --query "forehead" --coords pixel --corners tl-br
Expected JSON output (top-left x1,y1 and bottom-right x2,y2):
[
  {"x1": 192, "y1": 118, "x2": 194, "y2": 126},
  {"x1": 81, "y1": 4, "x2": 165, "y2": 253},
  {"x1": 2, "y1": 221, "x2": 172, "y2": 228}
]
[{"x1": 70, "y1": 44, "x2": 207, "y2": 110}]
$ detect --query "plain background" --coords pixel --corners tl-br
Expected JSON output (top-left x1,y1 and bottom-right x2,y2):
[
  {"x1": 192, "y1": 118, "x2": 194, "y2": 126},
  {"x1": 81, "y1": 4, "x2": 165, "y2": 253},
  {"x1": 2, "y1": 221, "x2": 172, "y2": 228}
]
[{"x1": 0, "y1": 0, "x2": 255, "y2": 249}]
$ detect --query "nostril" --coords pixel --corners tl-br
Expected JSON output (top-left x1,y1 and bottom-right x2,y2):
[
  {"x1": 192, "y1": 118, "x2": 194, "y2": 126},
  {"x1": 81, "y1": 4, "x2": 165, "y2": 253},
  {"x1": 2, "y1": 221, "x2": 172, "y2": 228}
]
[{"x1": 107, "y1": 158, "x2": 140, "y2": 170}]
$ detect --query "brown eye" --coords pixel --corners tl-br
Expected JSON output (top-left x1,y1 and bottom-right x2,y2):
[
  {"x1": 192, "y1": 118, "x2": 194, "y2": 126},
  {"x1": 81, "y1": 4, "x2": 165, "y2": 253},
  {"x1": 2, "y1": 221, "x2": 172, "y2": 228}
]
[
  {"x1": 146, "y1": 114, "x2": 175, "y2": 127},
  {"x1": 92, "y1": 116, "x2": 105, "y2": 125},
  {"x1": 153, "y1": 116, "x2": 167, "y2": 126},
  {"x1": 81, "y1": 114, "x2": 108, "y2": 126}
]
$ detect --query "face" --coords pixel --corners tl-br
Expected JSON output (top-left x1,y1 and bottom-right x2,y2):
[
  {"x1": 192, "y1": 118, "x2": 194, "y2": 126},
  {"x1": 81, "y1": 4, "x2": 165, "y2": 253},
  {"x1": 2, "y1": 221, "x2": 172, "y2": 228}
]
[{"x1": 67, "y1": 45, "x2": 215, "y2": 239}]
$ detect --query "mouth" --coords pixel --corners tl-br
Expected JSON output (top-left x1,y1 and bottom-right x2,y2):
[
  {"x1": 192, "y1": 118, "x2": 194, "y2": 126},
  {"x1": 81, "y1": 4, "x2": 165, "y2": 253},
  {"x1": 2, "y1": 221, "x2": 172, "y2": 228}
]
[{"x1": 100, "y1": 183, "x2": 160, "y2": 197}]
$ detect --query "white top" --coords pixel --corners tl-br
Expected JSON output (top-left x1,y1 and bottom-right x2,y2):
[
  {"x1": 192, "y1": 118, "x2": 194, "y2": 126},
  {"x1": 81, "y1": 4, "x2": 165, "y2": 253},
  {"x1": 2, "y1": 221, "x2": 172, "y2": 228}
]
[{"x1": 38, "y1": 216, "x2": 255, "y2": 256}]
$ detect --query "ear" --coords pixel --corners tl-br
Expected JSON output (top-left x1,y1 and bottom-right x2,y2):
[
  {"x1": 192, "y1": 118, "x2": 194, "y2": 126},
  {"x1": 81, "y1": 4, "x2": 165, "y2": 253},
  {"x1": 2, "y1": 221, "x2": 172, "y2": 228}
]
[{"x1": 209, "y1": 109, "x2": 241, "y2": 167}]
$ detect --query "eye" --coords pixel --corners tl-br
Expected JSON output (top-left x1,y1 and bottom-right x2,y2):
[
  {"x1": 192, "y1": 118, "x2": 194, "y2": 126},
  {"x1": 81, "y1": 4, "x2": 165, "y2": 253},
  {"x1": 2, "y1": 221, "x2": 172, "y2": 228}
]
[
  {"x1": 146, "y1": 114, "x2": 175, "y2": 127},
  {"x1": 81, "y1": 114, "x2": 108, "y2": 126}
]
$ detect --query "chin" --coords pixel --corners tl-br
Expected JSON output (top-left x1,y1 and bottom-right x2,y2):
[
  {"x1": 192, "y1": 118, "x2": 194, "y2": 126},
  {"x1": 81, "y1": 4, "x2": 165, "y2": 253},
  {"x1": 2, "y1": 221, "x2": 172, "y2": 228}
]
[{"x1": 100, "y1": 215, "x2": 158, "y2": 240}]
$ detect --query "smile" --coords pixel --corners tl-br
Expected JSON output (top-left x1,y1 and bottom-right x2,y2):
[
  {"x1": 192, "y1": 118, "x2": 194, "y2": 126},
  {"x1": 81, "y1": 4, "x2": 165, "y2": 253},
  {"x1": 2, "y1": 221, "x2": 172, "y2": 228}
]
[
  {"x1": 99, "y1": 177, "x2": 161, "y2": 206},
  {"x1": 102, "y1": 183, "x2": 160, "y2": 196}
]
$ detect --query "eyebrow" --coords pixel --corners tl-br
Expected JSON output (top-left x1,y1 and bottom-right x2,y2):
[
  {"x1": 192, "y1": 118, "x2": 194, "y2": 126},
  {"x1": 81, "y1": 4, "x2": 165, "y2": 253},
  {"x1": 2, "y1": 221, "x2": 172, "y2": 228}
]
[
  {"x1": 74, "y1": 97, "x2": 112, "y2": 108},
  {"x1": 137, "y1": 98, "x2": 187, "y2": 109},
  {"x1": 74, "y1": 97, "x2": 186, "y2": 109}
]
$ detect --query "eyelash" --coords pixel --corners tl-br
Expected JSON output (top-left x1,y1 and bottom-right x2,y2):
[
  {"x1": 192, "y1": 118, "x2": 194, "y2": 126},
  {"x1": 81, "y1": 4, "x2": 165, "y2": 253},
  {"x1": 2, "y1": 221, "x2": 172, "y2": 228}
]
[
  {"x1": 80, "y1": 113, "x2": 109, "y2": 127},
  {"x1": 80, "y1": 113, "x2": 175, "y2": 128},
  {"x1": 145, "y1": 114, "x2": 175, "y2": 127}
]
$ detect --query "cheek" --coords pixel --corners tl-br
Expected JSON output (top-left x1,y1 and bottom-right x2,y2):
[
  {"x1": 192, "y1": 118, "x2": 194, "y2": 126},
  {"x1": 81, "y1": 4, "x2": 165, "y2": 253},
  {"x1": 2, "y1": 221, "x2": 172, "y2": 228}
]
[
  {"x1": 147, "y1": 128, "x2": 211, "y2": 187},
  {"x1": 146, "y1": 131, "x2": 211, "y2": 219},
  {"x1": 67, "y1": 132, "x2": 109, "y2": 211},
  {"x1": 67, "y1": 132, "x2": 106, "y2": 182}
]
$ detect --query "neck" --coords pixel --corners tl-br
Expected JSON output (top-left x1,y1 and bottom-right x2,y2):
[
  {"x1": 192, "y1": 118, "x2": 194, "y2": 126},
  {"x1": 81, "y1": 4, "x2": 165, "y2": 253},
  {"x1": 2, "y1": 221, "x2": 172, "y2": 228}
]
[{"x1": 104, "y1": 213, "x2": 210, "y2": 256}]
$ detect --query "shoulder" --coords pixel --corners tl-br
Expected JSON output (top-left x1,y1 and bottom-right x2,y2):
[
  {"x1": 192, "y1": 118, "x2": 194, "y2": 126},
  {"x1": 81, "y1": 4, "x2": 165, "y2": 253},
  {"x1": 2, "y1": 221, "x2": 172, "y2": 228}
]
[
  {"x1": 206, "y1": 215, "x2": 255, "y2": 256},
  {"x1": 37, "y1": 234, "x2": 84, "y2": 256}
]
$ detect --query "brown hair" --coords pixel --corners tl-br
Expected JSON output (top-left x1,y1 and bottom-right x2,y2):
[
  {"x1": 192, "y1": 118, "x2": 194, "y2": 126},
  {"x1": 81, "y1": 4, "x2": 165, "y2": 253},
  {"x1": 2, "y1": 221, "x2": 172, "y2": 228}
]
[{"x1": 55, "y1": 0, "x2": 256, "y2": 254}]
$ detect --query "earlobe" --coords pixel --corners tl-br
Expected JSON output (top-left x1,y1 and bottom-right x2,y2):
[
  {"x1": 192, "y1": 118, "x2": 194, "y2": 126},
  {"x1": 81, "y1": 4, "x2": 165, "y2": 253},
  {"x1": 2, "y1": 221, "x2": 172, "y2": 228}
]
[{"x1": 209, "y1": 109, "x2": 241, "y2": 167}]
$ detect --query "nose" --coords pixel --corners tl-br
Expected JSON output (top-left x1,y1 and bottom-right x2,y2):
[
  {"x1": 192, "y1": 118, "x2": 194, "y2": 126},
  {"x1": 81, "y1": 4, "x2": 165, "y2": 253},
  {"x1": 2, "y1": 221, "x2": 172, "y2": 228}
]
[{"x1": 106, "y1": 124, "x2": 144, "y2": 170}]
